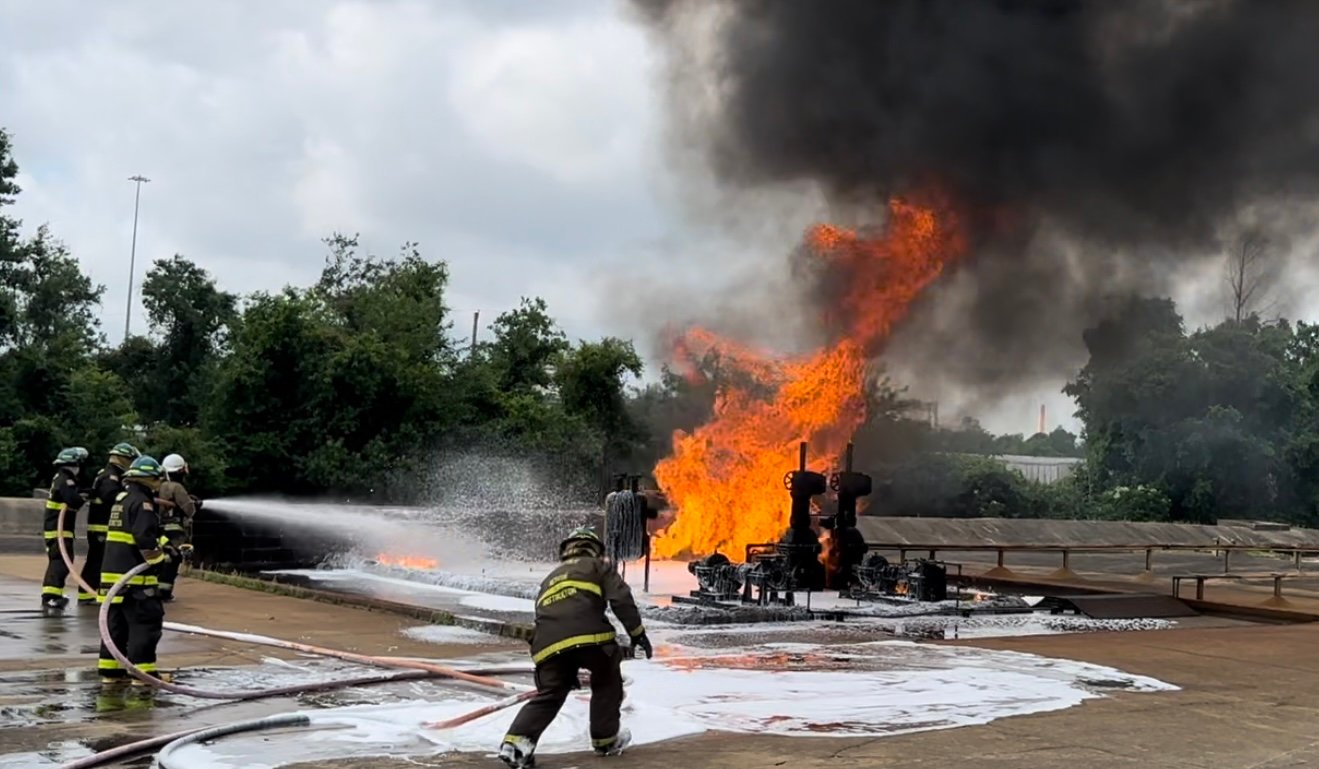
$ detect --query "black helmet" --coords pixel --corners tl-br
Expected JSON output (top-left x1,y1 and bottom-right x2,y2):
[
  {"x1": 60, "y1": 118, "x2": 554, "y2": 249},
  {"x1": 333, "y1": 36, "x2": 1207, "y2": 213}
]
[{"x1": 559, "y1": 527, "x2": 603, "y2": 560}]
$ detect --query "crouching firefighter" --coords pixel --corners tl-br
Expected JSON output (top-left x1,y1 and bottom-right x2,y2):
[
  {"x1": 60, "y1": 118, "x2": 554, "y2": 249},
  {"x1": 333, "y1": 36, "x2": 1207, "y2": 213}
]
[
  {"x1": 498, "y1": 527, "x2": 654, "y2": 769},
  {"x1": 97, "y1": 456, "x2": 174, "y2": 683},
  {"x1": 155, "y1": 453, "x2": 197, "y2": 601},
  {"x1": 42, "y1": 447, "x2": 89, "y2": 615},
  {"x1": 81, "y1": 443, "x2": 140, "y2": 605}
]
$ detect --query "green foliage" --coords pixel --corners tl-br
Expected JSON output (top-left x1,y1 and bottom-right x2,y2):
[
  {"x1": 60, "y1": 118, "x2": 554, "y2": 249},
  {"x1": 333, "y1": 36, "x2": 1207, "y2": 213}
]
[
  {"x1": 141, "y1": 255, "x2": 237, "y2": 425},
  {"x1": 139, "y1": 424, "x2": 232, "y2": 498},
  {"x1": 486, "y1": 297, "x2": 568, "y2": 394},
  {"x1": 1091, "y1": 484, "x2": 1171, "y2": 522},
  {"x1": 872, "y1": 454, "x2": 1037, "y2": 518},
  {"x1": 61, "y1": 366, "x2": 137, "y2": 454}
]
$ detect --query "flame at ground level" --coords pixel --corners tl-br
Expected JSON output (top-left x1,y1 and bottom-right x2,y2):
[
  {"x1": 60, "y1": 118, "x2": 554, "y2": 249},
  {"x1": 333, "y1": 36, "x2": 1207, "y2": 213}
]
[
  {"x1": 375, "y1": 553, "x2": 439, "y2": 570},
  {"x1": 653, "y1": 199, "x2": 964, "y2": 560}
]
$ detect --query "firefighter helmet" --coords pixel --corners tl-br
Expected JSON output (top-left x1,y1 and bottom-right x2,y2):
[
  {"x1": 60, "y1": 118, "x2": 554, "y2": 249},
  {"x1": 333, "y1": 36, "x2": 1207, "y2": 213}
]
[
  {"x1": 109, "y1": 442, "x2": 140, "y2": 459},
  {"x1": 559, "y1": 527, "x2": 604, "y2": 560},
  {"x1": 124, "y1": 455, "x2": 164, "y2": 480},
  {"x1": 162, "y1": 454, "x2": 188, "y2": 474},
  {"x1": 53, "y1": 447, "x2": 89, "y2": 467}
]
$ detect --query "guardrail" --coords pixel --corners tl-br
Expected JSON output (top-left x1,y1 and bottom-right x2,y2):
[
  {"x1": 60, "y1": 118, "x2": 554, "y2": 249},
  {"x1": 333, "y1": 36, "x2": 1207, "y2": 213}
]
[{"x1": 862, "y1": 542, "x2": 1319, "y2": 581}]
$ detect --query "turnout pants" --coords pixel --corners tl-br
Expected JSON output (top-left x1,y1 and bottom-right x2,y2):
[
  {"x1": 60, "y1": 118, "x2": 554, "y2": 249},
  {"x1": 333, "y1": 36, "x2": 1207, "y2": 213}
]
[
  {"x1": 78, "y1": 534, "x2": 105, "y2": 603},
  {"x1": 505, "y1": 642, "x2": 625, "y2": 751},
  {"x1": 41, "y1": 534, "x2": 73, "y2": 602},
  {"x1": 97, "y1": 589, "x2": 164, "y2": 679}
]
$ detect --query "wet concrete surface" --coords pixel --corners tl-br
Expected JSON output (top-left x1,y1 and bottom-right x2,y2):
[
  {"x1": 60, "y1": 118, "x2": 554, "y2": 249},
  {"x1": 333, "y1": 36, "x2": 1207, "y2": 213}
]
[
  {"x1": 0, "y1": 579, "x2": 218, "y2": 673},
  {"x1": 0, "y1": 538, "x2": 1310, "y2": 769},
  {"x1": 0, "y1": 556, "x2": 521, "y2": 766}
]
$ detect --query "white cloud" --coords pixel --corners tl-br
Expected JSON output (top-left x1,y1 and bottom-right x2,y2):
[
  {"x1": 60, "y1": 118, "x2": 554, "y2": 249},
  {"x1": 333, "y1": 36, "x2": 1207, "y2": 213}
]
[{"x1": 0, "y1": 0, "x2": 663, "y2": 345}]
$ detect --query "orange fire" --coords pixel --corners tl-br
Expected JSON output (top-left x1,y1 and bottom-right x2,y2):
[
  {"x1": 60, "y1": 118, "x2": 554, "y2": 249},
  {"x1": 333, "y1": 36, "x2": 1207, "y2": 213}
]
[
  {"x1": 375, "y1": 553, "x2": 439, "y2": 570},
  {"x1": 653, "y1": 198, "x2": 965, "y2": 560}
]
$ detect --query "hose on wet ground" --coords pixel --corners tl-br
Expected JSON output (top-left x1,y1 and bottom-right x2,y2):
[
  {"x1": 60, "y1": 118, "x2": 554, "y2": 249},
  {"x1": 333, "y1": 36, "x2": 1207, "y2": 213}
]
[
  {"x1": 53, "y1": 663, "x2": 541, "y2": 769},
  {"x1": 100, "y1": 561, "x2": 534, "y2": 699},
  {"x1": 155, "y1": 713, "x2": 313, "y2": 769},
  {"x1": 57, "y1": 509, "x2": 532, "y2": 700}
]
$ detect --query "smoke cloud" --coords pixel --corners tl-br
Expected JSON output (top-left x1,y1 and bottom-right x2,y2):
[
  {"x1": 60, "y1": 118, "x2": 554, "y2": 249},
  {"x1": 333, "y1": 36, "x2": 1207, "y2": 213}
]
[{"x1": 629, "y1": 0, "x2": 1319, "y2": 404}]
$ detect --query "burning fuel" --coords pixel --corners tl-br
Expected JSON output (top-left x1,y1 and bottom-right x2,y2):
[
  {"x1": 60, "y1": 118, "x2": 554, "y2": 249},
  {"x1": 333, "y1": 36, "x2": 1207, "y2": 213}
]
[
  {"x1": 654, "y1": 200, "x2": 964, "y2": 559},
  {"x1": 374, "y1": 553, "x2": 439, "y2": 571}
]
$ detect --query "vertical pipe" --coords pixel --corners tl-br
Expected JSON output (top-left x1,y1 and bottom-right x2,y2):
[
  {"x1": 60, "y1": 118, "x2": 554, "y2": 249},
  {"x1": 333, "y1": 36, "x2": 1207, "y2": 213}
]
[
  {"x1": 844, "y1": 442, "x2": 854, "y2": 472},
  {"x1": 798, "y1": 441, "x2": 807, "y2": 471},
  {"x1": 470, "y1": 310, "x2": 479, "y2": 355},
  {"x1": 643, "y1": 534, "x2": 651, "y2": 593}
]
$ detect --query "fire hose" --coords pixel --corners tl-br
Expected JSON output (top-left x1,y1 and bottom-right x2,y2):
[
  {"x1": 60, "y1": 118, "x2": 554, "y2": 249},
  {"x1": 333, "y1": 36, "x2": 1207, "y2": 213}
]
[
  {"x1": 99, "y1": 560, "x2": 532, "y2": 698},
  {"x1": 55, "y1": 510, "x2": 638, "y2": 766},
  {"x1": 57, "y1": 509, "x2": 531, "y2": 699}
]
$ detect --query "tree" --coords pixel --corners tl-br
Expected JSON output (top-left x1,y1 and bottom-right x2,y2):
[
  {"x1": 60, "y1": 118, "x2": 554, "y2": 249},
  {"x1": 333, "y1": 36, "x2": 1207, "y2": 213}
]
[
  {"x1": 141, "y1": 255, "x2": 237, "y2": 425},
  {"x1": 1226, "y1": 229, "x2": 1274, "y2": 323},
  {"x1": 316, "y1": 234, "x2": 453, "y2": 363},
  {"x1": 207, "y1": 290, "x2": 337, "y2": 493},
  {"x1": 486, "y1": 297, "x2": 568, "y2": 394}
]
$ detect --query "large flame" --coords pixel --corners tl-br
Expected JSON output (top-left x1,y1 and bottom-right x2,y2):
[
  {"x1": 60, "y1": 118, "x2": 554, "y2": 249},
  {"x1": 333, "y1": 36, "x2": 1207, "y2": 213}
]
[{"x1": 653, "y1": 199, "x2": 965, "y2": 560}]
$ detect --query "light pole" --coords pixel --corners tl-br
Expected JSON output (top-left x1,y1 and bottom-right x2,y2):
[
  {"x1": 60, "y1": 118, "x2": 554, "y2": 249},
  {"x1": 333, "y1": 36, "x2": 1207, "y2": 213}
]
[{"x1": 124, "y1": 175, "x2": 150, "y2": 342}]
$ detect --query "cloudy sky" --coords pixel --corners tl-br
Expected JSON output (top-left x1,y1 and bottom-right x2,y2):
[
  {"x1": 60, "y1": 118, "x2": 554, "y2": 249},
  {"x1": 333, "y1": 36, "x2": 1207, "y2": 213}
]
[
  {"x1": 10, "y1": 1, "x2": 1290, "y2": 436},
  {"x1": 0, "y1": 1, "x2": 698, "y2": 346}
]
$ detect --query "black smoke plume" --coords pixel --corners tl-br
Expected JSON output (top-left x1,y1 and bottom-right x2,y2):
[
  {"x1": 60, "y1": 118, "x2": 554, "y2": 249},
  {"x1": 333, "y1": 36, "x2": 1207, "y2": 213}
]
[{"x1": 630, "y1": 0, "x2": 1319, "y2": 398}]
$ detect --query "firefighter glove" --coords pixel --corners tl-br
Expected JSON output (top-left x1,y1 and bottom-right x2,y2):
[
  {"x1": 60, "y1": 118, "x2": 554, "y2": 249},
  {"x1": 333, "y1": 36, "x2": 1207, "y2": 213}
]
[
  {"x1": 163, "y1": 545, "x2": 181, "y2": 563},
  {"x1": 632, "y1": 631, "x2": 653, "y2": 660}
]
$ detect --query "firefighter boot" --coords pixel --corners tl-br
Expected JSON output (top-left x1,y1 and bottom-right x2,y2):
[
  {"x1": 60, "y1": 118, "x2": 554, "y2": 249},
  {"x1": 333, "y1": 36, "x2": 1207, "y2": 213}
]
[
  {"x1": 594, "y1": 728, "x2": 632, "y2": 757},
  {"x1": 497, "y1": 736, "x2": 536, "y2": 769},
  {"x1": 41, "y1": 595, "x2": 69, "y2": 616}
]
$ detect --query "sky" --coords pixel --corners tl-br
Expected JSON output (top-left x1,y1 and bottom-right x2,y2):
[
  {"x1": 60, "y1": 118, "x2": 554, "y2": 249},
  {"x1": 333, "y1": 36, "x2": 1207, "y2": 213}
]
[
  {"x1": 0, "y1": 1, "x2": 681, "y2": 344},
  {"x1": 6, "y1": 0, "x2": 1292, "y2": 437}
]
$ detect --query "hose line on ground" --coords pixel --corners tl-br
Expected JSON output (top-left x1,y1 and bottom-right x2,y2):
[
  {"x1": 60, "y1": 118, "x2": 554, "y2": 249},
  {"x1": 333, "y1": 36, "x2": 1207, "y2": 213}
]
[
  {"x1": 154, "y1": 713, "x2": 312, "y2": 769},
  {"x1": 100, "y1": 562, "x2": 536, "y2": 699},
  {"x1": 53, "y1": 664, "x2": 541, "y2": 769},
  {"x1": 59, "y1": 510, "x2": 534, "y2": 699}
]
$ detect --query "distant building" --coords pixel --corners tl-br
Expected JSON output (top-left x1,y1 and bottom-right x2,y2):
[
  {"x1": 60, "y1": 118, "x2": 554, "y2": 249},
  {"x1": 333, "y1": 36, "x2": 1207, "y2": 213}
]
[{"x1": 990, "y1": 454, "x2": 1084, "y2": 485}]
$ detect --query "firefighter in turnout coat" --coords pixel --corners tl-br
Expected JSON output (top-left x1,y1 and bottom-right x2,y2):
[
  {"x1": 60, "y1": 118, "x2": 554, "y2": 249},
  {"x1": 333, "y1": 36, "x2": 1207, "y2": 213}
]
[
  {"x1": 41, "y1": 447, "x2": 89, "y2": 614},
  {"x1": 81, "y1": 443, "x2": 140, "y2": 605},
  {"x1": 498, "y1": 527, "x2": 653, "y2": 769},
  {"x1": 97, "y1": 456, "x2": 174, "y2": 682},
  {"x1": 155, "y1": 453, "x2": 198, "y2": 601}
]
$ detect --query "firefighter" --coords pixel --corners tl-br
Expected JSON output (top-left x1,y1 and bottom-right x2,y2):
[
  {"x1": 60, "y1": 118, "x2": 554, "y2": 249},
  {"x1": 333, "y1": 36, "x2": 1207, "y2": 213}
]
[
  {"x1": 155, "y1": 453, "x2": 198, "y2": 601},
  {"x1": 97, "y1": 455, "x2": 174, "y2": 683},
  {"x1": 41, "y1": 447, "x2": 89, "y2": 614},
  {"x1": 81, "y1": 443, "x2": 140, "y2": 605},
  {"x1": 498, "y1": 527, "x2": 653, "y2": 769}
]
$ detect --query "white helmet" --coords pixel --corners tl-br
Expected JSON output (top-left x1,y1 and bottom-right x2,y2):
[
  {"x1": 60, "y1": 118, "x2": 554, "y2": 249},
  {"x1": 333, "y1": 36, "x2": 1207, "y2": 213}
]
[{"x1": 162, "y1": 454, "x2": 188, "y2": 474}]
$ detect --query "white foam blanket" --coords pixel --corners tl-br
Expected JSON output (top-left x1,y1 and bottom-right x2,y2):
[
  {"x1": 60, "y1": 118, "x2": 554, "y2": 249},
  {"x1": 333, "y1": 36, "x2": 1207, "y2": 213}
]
[{"x1": 167, "y1": 639, "x2": 1176, "y2": 769}]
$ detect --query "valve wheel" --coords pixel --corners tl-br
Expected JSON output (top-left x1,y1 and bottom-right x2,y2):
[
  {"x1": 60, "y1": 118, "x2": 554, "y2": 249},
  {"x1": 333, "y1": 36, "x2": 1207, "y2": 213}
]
[{"x1": 782, "y1": 471, "x2": 795, "y2": 490}]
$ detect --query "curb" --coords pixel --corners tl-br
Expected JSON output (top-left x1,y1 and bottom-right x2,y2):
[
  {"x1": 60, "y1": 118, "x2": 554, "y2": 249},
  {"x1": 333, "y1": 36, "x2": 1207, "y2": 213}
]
[{"x1": 187, "y1": 569, "x2": 535, "y2": 642}]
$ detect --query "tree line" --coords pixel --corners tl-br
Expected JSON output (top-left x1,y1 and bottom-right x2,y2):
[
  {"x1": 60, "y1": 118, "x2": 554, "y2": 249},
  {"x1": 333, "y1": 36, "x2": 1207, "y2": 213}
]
[
  {"x1": 0, "y1": 129, "x2": 644, "y2": 501},
  {"x1": 4, "y1": 128, "x2": 1306, "y2": 526}
]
